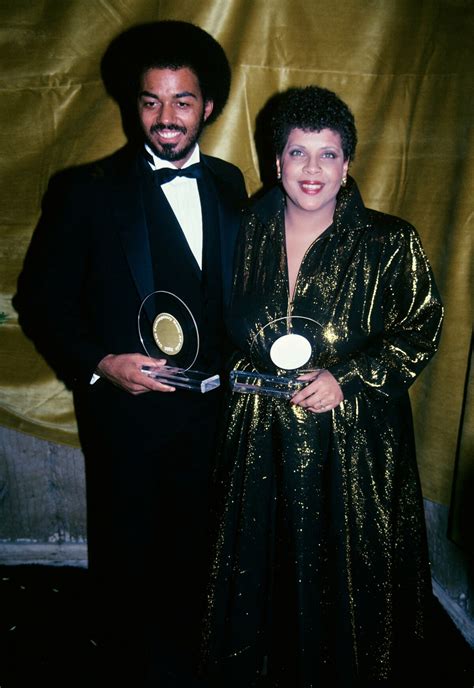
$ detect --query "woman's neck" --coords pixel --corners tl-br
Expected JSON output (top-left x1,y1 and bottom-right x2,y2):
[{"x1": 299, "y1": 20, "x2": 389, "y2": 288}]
[
  {"x1": 284, "y1": 201, "x2": 335, "y2": 239},
  {"x1": 283, "y1": 202, "x2": 335, "y2": 299}
]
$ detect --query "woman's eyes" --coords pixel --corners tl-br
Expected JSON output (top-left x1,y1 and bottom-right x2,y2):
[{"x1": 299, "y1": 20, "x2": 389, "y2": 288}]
[{"x1": 288, "y1": 149, "x2": 338, "y2": 159}]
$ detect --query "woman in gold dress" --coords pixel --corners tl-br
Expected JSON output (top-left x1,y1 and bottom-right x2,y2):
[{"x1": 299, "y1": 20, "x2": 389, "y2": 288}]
[{"x1": 202, "y1": 86, "x2": 444, "y2": 687}]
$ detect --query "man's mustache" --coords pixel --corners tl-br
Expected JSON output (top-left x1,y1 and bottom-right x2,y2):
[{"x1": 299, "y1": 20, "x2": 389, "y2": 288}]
[{"x1": 150, "y1": 123, "x2": 187, "y2": 135}]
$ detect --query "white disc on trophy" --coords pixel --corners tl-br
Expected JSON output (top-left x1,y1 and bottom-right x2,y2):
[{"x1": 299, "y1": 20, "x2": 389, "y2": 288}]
[{"x1": 270, "y1": 333, "x2": 312, "y2": 370}]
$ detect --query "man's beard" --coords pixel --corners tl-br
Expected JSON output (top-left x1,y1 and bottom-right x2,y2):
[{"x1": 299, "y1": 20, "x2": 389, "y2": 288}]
[{"x1": 148, "y1": 116, "x2": 205, "y2": 162}]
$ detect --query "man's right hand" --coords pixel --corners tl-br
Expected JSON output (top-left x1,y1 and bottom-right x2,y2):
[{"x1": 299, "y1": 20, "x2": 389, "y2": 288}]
[{"x1": 96, "y1": 353, "x2": 175, "y2": 395}]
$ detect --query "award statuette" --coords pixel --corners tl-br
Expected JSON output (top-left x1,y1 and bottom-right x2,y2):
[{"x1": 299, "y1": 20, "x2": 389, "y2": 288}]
[
  {"x1": 138, "y1": 290, "x2": 220, "y2": 393},
  {"x1": 230, "y1": 315, "x2": 322, "y2": 399}
]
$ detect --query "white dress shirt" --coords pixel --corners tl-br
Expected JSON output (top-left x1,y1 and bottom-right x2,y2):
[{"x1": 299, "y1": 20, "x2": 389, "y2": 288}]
[{"x1": 145, "y1": 143, "x2": 203, "y2": 269}]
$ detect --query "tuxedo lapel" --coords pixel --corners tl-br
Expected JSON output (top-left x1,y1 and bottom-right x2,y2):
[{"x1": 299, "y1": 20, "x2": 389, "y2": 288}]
[
  {"x1": 145, "y1": 182, "x2": 203, "y2": 285},
  {"x1": 201, "y1": 155, "x2": 241, "y2": 306},
  {"x1": 112, "y1": 156, "x2": 154, "y2": 305}
]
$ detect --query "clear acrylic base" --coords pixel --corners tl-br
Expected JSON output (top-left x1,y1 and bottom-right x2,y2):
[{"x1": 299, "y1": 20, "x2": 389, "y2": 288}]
[
  {"x1": 230, "y1": 369, "x2": 305, "y2": 399},
  {"x1": 141, "y1": 365, "x2": 220, "y2": 393}
]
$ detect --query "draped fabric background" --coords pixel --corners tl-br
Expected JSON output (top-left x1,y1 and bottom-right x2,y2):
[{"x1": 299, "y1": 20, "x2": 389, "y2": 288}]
[{"x1": 0, "y1": 1, "x2": 472, "y2": 518}]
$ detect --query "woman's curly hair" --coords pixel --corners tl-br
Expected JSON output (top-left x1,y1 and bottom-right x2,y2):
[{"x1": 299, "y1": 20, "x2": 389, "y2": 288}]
[{"x1": 271, "y1": 86, "x2": 357, "y2": 161}]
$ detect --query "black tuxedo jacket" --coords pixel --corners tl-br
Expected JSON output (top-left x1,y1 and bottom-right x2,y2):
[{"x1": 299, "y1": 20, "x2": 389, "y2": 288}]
[
  {"x1": 14, "y1": 145, "x2": 246, "y2": 387},
  {"x1": 13, "y1": 145, "x2": 247, "y2": 450}
]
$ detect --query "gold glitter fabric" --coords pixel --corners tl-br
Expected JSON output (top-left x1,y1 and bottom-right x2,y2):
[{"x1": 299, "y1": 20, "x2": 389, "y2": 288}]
[{"x1": 201, "y1": 179, "x2": 444, "y2": 687}]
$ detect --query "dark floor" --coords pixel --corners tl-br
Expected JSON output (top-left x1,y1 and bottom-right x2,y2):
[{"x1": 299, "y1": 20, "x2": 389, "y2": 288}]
[
  {"x1": 0, "y1": 564, "x2": 473, "y2": 687},
  {"x1": 1, "y1": 565, "x2": 99, "y2": 687}
]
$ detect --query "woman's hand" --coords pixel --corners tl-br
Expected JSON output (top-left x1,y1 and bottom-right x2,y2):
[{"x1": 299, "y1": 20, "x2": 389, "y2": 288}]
[{"x1": 290, "y1": 369, "x2": 343, "y2": 413}]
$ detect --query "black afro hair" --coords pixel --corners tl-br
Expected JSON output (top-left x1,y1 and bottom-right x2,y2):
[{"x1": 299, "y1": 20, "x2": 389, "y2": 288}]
[{"x1": 101, "y1": 20, "x2": 231, "y2": 126}]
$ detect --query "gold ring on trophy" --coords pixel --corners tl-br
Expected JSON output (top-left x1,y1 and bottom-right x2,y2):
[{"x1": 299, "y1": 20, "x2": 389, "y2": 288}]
[{"x1": 152, "y1": 312, "x2": 184, "y2": 355}]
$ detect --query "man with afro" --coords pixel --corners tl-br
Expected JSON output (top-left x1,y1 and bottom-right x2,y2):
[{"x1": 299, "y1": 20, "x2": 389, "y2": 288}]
[{"x1": 13, "y1": 20, "x2": 247, "y2": 687}]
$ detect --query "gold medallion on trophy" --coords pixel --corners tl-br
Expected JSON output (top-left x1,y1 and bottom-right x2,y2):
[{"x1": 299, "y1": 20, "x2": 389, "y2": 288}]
[{"x1": 152, "y1": 312, "x2": 184, "y2": 355}]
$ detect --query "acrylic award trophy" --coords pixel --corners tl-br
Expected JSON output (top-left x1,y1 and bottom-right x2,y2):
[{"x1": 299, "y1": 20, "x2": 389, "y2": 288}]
[
  {"x1": 138, "y1": 290, "x2": 220, "y2": 393},
  {"x1": 230, "y1": 315, "x2": 323, "y2": 399}
]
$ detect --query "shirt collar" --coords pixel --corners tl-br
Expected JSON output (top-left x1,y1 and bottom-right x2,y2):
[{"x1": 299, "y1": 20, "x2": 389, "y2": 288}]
[{"x1": 144, "y1": 143, "x2": 201, "y2": 171}]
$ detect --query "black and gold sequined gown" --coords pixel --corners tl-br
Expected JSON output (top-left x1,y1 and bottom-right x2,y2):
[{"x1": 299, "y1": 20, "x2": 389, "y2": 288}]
[{"x1": 201, "y1": 179, "x2": 444, "y2": 687}]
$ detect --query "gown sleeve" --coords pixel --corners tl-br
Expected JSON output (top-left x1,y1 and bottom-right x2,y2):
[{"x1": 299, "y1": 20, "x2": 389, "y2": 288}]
[{"x1": 328, "y1": 223, "x2": 444, "y2": 401}]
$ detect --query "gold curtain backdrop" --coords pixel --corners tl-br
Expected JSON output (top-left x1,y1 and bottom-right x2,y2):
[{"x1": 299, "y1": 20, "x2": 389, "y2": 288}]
[{"x1": 0, "y1": 0, "x2": 472, "y2": 513}]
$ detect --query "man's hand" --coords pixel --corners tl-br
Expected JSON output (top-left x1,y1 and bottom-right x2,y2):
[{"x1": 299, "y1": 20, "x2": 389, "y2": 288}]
[
  {"x1": 290, "y1": 369, "x2": 343, "y2": 413},
  {"x1": 96, "y1": 353, "x2": 175, "y2": 395}
]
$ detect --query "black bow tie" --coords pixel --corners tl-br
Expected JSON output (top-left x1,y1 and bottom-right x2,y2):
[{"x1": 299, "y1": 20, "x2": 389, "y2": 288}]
[{"x1": 153, "y1": 162, "x2": 202, "y2": 186}]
